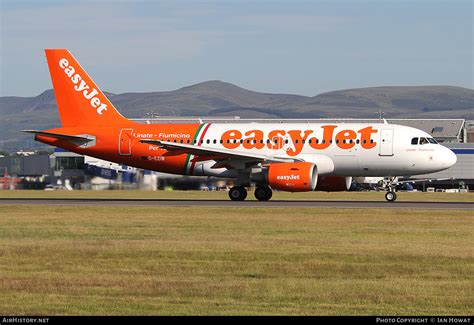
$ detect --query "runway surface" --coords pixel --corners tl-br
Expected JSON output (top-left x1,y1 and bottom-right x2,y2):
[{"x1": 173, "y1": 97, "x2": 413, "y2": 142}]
[{"x1": 1, "y1": 198, "x2": 473, "y2": 210}]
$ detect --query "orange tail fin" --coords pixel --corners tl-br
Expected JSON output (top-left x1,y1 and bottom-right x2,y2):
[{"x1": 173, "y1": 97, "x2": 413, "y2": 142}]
[{"x1": 45, "y1": 49, "x2": 129, "y2": 127}]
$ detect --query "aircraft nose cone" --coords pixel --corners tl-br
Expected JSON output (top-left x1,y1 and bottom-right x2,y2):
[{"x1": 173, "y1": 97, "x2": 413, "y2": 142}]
[
  {"x1": 439, "y1": 147, "x2": 457, "y2": 169},
  {"x1": 431, "y1": 147, "x2": 457, "y2": 172},
  {"x1": 446, "y1": 148, "x2": 457, "y2": 167}
]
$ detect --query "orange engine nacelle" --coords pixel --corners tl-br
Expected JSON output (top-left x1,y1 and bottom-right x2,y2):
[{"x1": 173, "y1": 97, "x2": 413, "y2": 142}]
[
  {"x1": 315, "y1": 176, "x2": 352, "y2": 191},
  {"x1": 267, "y1": 162, "x2": 317, "y2": 192}
]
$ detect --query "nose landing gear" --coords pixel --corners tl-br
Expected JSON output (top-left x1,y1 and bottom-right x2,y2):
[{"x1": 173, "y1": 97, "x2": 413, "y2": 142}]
[
  {"x1": 382, "y1": 177, "x2": 398, "y2": 202},
  {"x1": 385, "y1": 190, "x2": 397, "y2": 202}
]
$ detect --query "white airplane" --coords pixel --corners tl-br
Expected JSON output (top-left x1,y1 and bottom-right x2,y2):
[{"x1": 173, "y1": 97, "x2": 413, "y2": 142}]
[
  {"x1": 140, "y1": 122, "x2": 457, "y2": 202},
  {"x1": 26, "y1": 49, "x2": 458, "y2": 202}
]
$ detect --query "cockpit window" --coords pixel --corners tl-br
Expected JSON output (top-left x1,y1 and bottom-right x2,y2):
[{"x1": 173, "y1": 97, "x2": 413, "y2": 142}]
[
  {"x1": 419, "y1": 137, "x2": 429, "y2": 145},
  {"x1": 412, "y1": 137, "x2": 437, "y2": 145}
]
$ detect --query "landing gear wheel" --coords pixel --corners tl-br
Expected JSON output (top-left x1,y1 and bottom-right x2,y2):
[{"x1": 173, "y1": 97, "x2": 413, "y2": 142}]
[
  {"x1": 254, "y1": 187, "x2": 273, "y2": 201},
  {"x1": 385, "y1": 191, "x2": 397, "y2": 202},
  {"x1": 229, "y1": 186, "x2": 247, "y2": 201}
]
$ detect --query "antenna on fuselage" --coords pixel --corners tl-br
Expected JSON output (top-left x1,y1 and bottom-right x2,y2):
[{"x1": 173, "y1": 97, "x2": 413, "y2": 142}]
[
  {"x1": 376, "y1": 110, "x2": 385, "y2": 123},
  {"x1": 146, "y1": 112, "x2": 159, "y2": 124}
]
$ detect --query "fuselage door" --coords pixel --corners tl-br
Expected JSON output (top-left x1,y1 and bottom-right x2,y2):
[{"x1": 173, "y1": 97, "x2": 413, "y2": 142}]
[
  {"x1": 379, "y1": 129, "x2": 394, "y2": 156},
  {"x1": 119, "y1": 128, "x2": 134, "y2": 156}
]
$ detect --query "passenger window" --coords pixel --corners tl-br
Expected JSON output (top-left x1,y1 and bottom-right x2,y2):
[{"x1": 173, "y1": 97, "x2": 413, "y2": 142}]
[{"x1": 411, "y1": 137, "x2": 418, "y2": 145}]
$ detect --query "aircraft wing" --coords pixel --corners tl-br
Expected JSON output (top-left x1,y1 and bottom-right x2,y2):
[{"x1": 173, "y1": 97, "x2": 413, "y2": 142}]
[
  {"x1": 22, "y1": 130, "x2": 93, "y2": 142},
  {"x1": 139, "y1": 139, "x2": 294, "y2": 167}
]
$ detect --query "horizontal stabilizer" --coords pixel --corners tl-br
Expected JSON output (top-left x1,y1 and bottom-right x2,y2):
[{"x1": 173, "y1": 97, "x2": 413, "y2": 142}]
[{"x1": 22, "y1": 130, "x2": 93, "y2": 142}]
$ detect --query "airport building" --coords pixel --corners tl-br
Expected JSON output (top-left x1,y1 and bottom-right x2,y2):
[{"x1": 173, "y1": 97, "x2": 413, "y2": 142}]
[
  {"x1": 0, "y1": 148, "x2": 209, "y2": 190},
  {"x1": 0, "y1": 149, "x2": 143, "y2": 190},
  {"x1": 413, "y1": 143, "x2": 474, "y2": 190},
  {"x1": 1, "y1": 118, "x2": 473, "y2": 191}
]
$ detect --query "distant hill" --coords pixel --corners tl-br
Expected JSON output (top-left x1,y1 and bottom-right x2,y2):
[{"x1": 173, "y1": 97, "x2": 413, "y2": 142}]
[
  {"x1": 1, "y1": 81, "x2": 473, "y2": 150},
  {"x1": 299, "y1": 86, "x2": 474, "y2": 117}
]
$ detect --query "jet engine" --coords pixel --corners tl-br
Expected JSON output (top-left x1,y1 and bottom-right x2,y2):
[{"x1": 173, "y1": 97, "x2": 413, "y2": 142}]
[{"x1": 251, "y1": 162, "x2": 317, "y2": 192}]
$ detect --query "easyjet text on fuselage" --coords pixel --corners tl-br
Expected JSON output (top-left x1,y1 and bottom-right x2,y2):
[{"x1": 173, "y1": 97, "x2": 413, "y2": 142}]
[{"x1": 220, "y1": 125, "x2": 378, "y2": 156}]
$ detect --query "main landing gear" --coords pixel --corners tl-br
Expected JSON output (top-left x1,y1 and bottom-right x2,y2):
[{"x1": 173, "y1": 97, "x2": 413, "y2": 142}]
[
  {"x1": 228, "y1": 186, "x2": 247, "y2": 201},
  {"x1": 228, "y1": 186, "x2": 273, "y2": 201},
  {"x1": 254, "y1": 186, "x2": 272, "y2": 201}
]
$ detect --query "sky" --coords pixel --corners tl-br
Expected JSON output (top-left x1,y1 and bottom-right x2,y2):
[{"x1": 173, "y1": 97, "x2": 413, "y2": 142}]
[{"x1": 0, "y1": 0, "x2": 472, "y2": 97}]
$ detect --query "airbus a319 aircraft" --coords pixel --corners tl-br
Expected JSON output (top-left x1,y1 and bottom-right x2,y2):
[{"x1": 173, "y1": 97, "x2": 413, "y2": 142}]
[{"x1": 24, "y1": 49, "x2": 457, "y2": 202}]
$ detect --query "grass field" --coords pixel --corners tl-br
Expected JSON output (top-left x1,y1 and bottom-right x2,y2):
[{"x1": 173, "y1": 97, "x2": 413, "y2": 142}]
[
  {"x1": 1, "y1": 189, "x2": 473, "y2": 202},
  {"x1": 0, "y1": 200, "x2": 472, "y2": 315}
]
